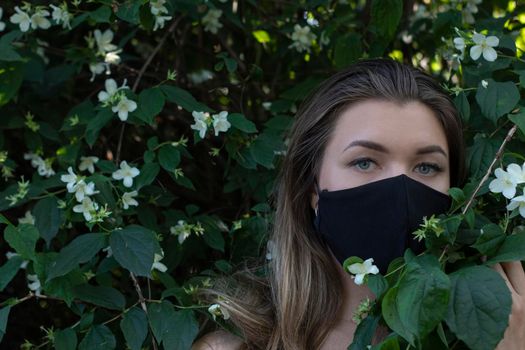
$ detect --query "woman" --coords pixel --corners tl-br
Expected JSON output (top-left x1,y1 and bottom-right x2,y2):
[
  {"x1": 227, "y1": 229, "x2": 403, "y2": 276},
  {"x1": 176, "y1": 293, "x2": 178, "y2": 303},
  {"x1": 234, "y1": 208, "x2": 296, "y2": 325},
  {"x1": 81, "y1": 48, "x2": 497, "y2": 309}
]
[{"x1": 193, "y1": 59, "x2": 525, "y2": 350}]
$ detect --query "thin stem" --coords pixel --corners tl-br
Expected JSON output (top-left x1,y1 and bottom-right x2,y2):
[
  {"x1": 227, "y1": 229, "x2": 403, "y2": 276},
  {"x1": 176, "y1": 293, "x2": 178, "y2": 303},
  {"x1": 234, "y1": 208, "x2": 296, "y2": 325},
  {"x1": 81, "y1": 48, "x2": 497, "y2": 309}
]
[
  {"x1": 462, "y1": 124, "x2": 518, "y2": 215},
  {"x1": 130, "y1": 272, "x2": 158, "y2": 350}
]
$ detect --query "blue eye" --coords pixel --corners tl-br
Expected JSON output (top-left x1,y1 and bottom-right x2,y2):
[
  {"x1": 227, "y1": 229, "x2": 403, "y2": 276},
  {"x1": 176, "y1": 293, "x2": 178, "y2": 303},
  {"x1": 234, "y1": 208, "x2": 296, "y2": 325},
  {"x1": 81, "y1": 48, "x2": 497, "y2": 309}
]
[
  {"x1": 349, "y1": 158, "x2": 375, "y2": 171},
  {"x1": 417, "y1": 163, "x2": 443, "y2": 175}
]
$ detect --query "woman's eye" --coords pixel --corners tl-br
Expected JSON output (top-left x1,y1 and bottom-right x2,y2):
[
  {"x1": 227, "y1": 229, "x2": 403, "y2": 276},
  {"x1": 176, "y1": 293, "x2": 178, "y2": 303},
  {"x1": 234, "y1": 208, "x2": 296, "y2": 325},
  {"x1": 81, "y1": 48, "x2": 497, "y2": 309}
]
[
  {"x1": 416, "y1": 163, "x2": 442, "y2": 175},
  {"x1": 349, "y1": 158, "x2": 375, "y2": 171}
]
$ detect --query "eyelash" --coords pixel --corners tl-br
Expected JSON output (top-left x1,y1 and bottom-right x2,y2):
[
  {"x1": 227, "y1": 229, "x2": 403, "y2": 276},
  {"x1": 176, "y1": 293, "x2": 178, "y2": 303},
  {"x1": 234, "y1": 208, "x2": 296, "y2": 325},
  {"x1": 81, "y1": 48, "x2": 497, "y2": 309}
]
[{"x1": 348, "y1": 157, "x2": 444, "y2": 175}]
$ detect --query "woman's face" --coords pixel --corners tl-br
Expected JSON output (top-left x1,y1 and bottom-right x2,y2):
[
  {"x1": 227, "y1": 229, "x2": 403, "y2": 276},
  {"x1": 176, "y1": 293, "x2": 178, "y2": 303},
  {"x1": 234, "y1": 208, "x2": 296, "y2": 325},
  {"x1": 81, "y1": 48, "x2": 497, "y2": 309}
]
[{"x1": 311, "y1": 99, "x2": 450, "y2": 210}]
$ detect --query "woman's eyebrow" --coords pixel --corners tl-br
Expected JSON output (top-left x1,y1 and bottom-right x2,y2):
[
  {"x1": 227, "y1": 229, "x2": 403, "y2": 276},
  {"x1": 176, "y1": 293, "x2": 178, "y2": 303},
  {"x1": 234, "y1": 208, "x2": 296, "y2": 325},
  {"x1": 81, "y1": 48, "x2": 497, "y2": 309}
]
[{"x1": 341, "y1": 140, "x2": 448, "y2": 158}]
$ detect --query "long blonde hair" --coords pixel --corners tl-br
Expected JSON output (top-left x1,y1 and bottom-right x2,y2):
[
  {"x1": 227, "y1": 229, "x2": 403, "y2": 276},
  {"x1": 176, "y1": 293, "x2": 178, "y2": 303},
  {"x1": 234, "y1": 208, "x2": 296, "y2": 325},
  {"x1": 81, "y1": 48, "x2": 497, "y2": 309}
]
[{"x1": 199, "y1": 58, "x2": 466, "y2": 349}]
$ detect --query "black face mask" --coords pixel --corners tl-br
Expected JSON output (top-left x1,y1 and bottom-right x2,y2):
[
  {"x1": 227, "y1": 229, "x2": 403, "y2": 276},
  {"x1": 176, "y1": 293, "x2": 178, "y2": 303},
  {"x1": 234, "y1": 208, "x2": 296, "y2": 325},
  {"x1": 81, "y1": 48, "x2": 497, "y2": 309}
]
[{"x1": 313, "y1": 174, "x2": 451, "y2": 274}]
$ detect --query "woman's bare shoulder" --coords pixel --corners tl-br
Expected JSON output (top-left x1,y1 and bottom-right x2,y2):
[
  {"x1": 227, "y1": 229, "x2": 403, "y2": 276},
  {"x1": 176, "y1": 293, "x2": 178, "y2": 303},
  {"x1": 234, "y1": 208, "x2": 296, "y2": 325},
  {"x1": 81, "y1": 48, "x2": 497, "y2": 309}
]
[{"x1": 192, "y1": 330, "x2": 246, "y2": 350}]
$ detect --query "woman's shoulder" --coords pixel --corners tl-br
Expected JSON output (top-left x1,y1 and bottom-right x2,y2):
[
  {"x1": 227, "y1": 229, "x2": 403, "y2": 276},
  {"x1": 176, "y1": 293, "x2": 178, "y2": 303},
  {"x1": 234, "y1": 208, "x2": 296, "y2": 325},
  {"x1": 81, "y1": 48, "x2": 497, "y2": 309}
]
[{"x1": 192, "y1": 330, "x2": 246, "y2": 350}]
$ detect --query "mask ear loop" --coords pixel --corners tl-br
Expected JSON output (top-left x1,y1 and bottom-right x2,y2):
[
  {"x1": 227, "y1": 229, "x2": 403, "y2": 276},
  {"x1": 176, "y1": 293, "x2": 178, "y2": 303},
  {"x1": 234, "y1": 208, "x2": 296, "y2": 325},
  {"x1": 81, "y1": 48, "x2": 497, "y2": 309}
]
[{"x1": 313, "y1": 178, "x2": 321, "y2": 220}]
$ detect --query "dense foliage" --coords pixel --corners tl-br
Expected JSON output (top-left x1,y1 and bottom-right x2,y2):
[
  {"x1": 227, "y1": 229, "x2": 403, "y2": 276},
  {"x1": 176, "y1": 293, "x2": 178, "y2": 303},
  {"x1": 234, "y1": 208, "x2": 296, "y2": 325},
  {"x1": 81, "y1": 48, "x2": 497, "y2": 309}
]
[{"x1": 0, "y1": 0, "x2": 525, "y2": 349}]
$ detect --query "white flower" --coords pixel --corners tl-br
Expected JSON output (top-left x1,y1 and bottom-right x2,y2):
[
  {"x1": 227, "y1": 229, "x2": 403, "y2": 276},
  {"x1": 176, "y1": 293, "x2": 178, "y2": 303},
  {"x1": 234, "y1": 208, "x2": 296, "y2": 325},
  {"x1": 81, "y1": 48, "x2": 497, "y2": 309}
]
[
  {"x1": 150, "y1": 0, "x2": 169, "y2": 16},
  {"x1": 208, "y1": 303, "x2": 230, "y2": 320},
  {"x1": 102, "y1": 246, "x2": 113, "y2": 257},
  {"x1": 489, "y1": 167, "x2": 518, "y2": 199},
  {"x1": 507, "y1": 190, "x2": 525, "y2": 218},
  {"x1": 212, "y1": 111, "x2": 231, "y2": 136},
  {"x1": 151, "y1": 252, "x2": 168, "y2": 273},
  {"x1": 89, "y1": 62, "x2": 105, "y2": 82},
  {"x1": 202, "y1": 9, "x2": 223, "y2": 34},
  {"x1": 50, "y1": 3, "x2": 72, "y2": 29},
  {"x1": 112, "y1": 95, "x2": 138, "y2": 121},
  {"x1": 18, "y1": 210, "x2": 35, "y2": 225},
  {"x1": 346, "y1": 258, "x2": 379, "y2": 285},
  {"x1": 121, "y1": 190, "x2": 139, "y2": 209},
  {"x1": 289, "y1": 24, "x2": 317, "y2": 53},
  {"x1": 453, "y1": 37, "x2": 465, "y2": 59},
  {"x1": 94, "y1": 29, "x2": 118, "y2": 54},
  {"x1": 79, "y1": 156, "x2": 99, "y2": 174},
  {"x1": 191, "y1": 111, "x2": 210, "y2": 139},
  {"x1": 98, "y1": 78, "x2": 119, "y2": 103},
  {"x1": 112, "y1": 161, "x2": 140, "y2": 188},
  {"x1": 153, "y1": 14, "x2": 172, "y2": 31},
  {"x1": 481, "y1": 79, "x2": 488, "y2": 88},
  {"x1": 187, "y1": 69, "x2": 214, "y2": 85},
  {"x1": 104, "y1": 50, "x2": 122, "y2": 65},
  {"x1": 170, "y1": 220, "x2": 192, "y2": 244},
  {"x1": 0, "y1": 7, "x2": 6, "y2": 32},
  {"x1": 73, "y1": 197, "x2": 99, "y2": 221},
  {"x1": 6, "y1": 251, "x2": 28, "y2": 269},
  {"x1": 506, "y1": 163, "x2": 525, "y2": 184},
  {"x1": 72, "y1": 180, "x2": 98, "y2": 202},
  {"x1": 27, "y1": 274, "x2": 42, "y2": 296},
  {"x1": 24, "y1": 152, "x2": 55, "y2": 178},
  {"x1": 10, "y1": 6, "x2": 31, "y2": 32},
  {"x1": 31, "y1": 8, "x2": 51, "y2": 30},
  {"x1": 470, "y1": 32, "x2": 499, "y2": 62},
  {"x1": 60, "y1": 166, "x2": 80, "y2": 192},
  {"x1": 465, "y1": 0, "x2": 482, "y2": 14}
]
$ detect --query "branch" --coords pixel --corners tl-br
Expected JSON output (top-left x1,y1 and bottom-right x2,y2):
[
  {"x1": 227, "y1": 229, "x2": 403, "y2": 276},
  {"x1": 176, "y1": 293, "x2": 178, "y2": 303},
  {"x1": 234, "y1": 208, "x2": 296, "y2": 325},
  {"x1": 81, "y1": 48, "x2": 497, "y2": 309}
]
[
  {"x1": 130, "y1": 272, "x2": 159, "y2": 350},
  {"x1": 115, "y1": 16, "x2": 183, "y2": 165},
  {"x1": 462, "y1": 124, "x2": 518, "y2": 215}
]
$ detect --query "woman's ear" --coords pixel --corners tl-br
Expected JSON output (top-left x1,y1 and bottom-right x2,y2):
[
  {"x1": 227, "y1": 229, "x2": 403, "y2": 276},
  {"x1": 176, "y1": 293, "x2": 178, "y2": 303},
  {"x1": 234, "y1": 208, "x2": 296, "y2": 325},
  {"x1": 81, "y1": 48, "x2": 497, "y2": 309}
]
[{"x1": 310, "y1": 190, "x2": 318, "y2": 213}]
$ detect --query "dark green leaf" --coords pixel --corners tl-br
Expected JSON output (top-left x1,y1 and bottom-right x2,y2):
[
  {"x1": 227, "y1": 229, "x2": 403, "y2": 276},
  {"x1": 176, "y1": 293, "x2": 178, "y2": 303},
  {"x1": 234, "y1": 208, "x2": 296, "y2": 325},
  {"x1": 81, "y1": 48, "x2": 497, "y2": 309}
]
[
  {"x1": 78, "y1": 324, "x2": 116, "y2": 350},
  {"x1": 486, "y1": 231, "x2": 525, "y2": 264},
  {"x1": 135, "y1": 162, "x2": 160, "y2": 190},
  {"x1": 158, "y1": 145, "x2": 181, "y2": 172},
  {"x1": 33, "y1": 196, "x2": 61, "y2": 247},
  {"x1": 445, "y1": 265, "x2": 511, "y2": 350},
  {"x1": 110, "y1": 225, "x2": 160, "y2": 277},
  {"x1": 136, "y1": 87, "x2": 165, "y2": 125},
  {"x1": 508, "y1": 110, "x2": 525, "y2": 137},
  {"x1": 163, "y1": 309, "x2": 199, "y2": 350},
  {"x1": 73, "y1": 284, "x2": 125, "y2": 310},
  {"x1": 0, "y1": 307, "x2": 10, "y2": 343},
  {"x1": 54, "y1": 328, "x2": 78, "y2": 350},
  {"x1": 0, "y1": 256, "x2": 24, "y2": 291},
  {"x1": 466, "y1": 135, "x2": 500, "y2": 179},
  {"x1": 0, "y1": 31, "x2": 23, "y2": 61},
  {"x1": 229, "y1": 113, "x2": 257, "y2": 133},
  {"x1": 0, "y1": 61, "x2": 25, "y2": 106},
  {"x1": 116, "y1": 1, "x2": 141, "y2": 24},
  {"x1": 86, "y1": 108, "x2": 114, "y2": 147},
  {"x1": 4, "y1": 224, "x2": 39, "y2": 261},
  {"x1": 47, "y1": 233, "x2": 107, "y2": 281},
  {"x1": 120, "y1": 307, "x2": 148, "y2": 350},
  {"x1": 348, "y1": 314, "x2": 380, "y2": 350},
  {"x1": 148, "y1": 301, "x2": 175, "y2": 344},
  {"x1": 454, "y1": 92, "x2": 470, "y2": 123},
  {"x1": 334, "y1": 33, "x2": 362, "y2": 68},
  {"x1": 370, "y1": 0, "x2": 403, "y2": 39},
  {"x1": 472, "y1": 224, "x2": 505, "y2": 256},
  {"x1": 90, "y1": 6, "x2": 112, "y2": 23},
  {"x1": 382, "y1": 286, "x2": 415, "y2": 345},
  {"x1": 475, "y1": 79, "x2": 520, "y2": 123},
  {"x1": 161, "y1": 85, "x2": 213, "y2": 113}
]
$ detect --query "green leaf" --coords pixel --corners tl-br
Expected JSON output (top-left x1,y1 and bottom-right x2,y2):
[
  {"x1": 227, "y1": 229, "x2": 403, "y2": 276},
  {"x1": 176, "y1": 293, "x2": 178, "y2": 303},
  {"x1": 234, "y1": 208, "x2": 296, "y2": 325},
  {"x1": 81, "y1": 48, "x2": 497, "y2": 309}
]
[
  {"x1": 486, "y1": 231, "x2": 525, "y2": 264},
  {"x1": 224, "y1": 58, "x2": 238, "y2": 73},
  {"x1": 90, "y1": 6, "x2": 112, "y2": 23},
  {"x1": 4, "y1": 224, "x2": 39, "y2": 261},
  {"x1": 161, "y1": 85, "x2": 213, "y2": 113},
  {"x1": 54, "y1": 328, "x2": 78, "y2": 350},
  {"x1": 0, "y1": 31, "x2": 23, "y2": 61},
  {"x1": 78, "y1": 325, "x2": 116, "y2": 350},
  {"x1": 249, "y1": 132, "x2": 283, "y2": 169},
  {"x1": 334, "y1": 33, "x2": 362, "y2": 68},
  {"x1": 86, "y1": 108, "x2": 114, "y2": 147},
  {"x1": 475, "y1": 79, "x2": 520, "y2": 123},
  {"x1": 135, "y1": 162, "x2": 160, "y2": 190},
  {"x1": 33, "y1": 196, "x2": 61, "y2": 247},
  {"x1": 252, "y1": 30, "x2": 270, "y2": 43},
  {"x1": 508, "y1": 110, "x2": 525, "y2": 137},
  {"x1": 136, "y1": 87, "x2": 165, "y2": 125},
  {"x1": 370, "y1": 0, "x2": 403, "y2": 39},
  {"x1": 229, "y1": 113, "x2": 257, "y2": 133},
  {"x1": 47, "y1": 233, "x2": 107, "y2": 281},
  {"x1": 0, "y1": 306, "x2": 10, "y2": 343},
  {"x1": 73, "y1": 284, "x2": 125, "y2": 310},
  {"x1": 445, "y1": 265, "x2": 511, "y2": 350},
  {"x1": 120, "y1": 307, "x2": 148, "y2": 350},
  {"x1": 370, "y1": 335, "x2": 401, "y2": 350},
  {"x1": 454, "y1": 92, "x2": 470, "y2": 123},
  {"x1": 348, "y1": 314, "x2": 380, "y2": 350},
  {"x1": 163, "y1": 309, "x2": 199, "y2": 350},
  {"x1": 471, "y1": 224, "x2": 505, "y2": 256},
  {"x1": 110, "y1": 225, "x2": 160, "y2": 277},
  {"x1": 466, "y1": 135, "x2": 500, "y2": 180},
  {"x1": 148, "y1": 301, "x2": 175, "y2": 344},
  {"x1": 0, "y1": 61, "x2": 25, "y2": 106},
  {"x1": 367, "y1": 274, "x2": 388, "y2": 298},
  {"x1": 0, "y1": 256, "x2": 24, "y2": 291},
  {"x1": 116, "y1": 1, "x2": 141, "y2": 24},
  {"x1": 382, "y1": 286, "x2": 415, "y2": 345},
  {"x1": 158, "y1": 145, "x2": 181, "y2": 172}
]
